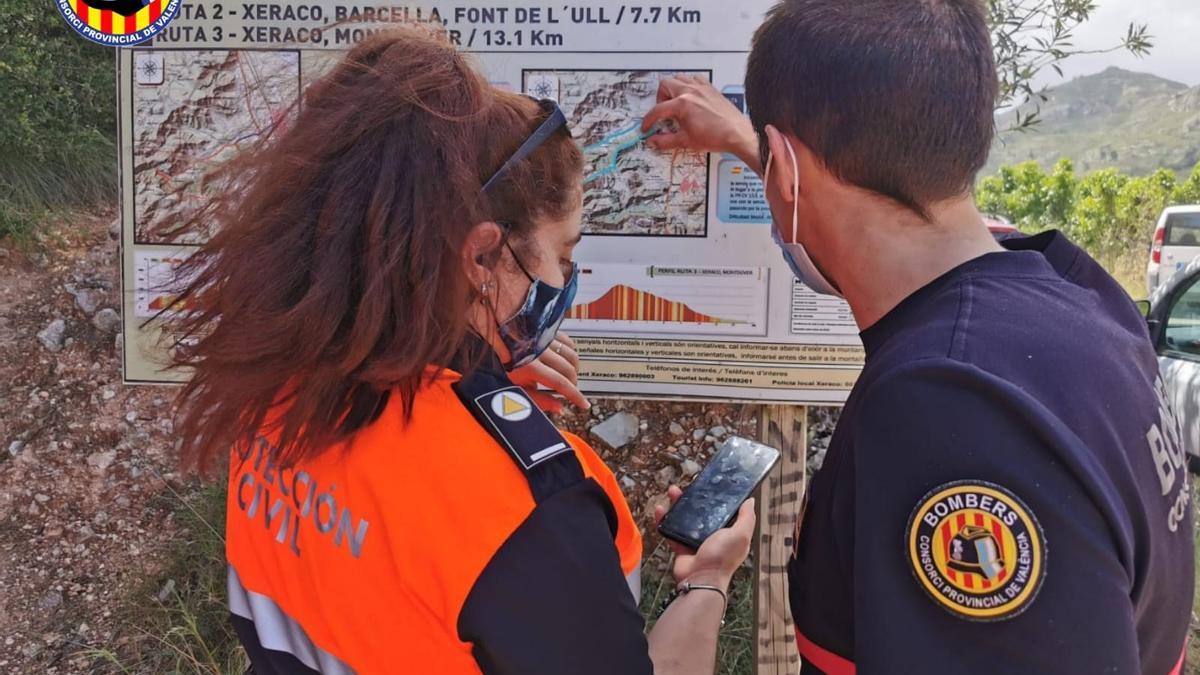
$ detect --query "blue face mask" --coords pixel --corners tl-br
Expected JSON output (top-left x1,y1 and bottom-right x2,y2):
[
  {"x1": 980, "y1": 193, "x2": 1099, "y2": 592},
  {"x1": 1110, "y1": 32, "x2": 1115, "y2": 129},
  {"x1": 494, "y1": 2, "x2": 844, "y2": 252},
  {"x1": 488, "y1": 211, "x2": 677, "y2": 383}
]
[
  {"x1": 764, "y1": 138, "x2": 843, "y2": 298},
  {"x1": 494, "y1": 249, "x2": 579, "y2": 370}
]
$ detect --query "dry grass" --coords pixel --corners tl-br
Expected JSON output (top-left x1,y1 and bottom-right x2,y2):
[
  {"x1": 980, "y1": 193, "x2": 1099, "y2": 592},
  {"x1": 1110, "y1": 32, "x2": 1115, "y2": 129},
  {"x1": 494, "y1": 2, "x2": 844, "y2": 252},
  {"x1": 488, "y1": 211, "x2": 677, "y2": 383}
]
[
  {"x1": 83, "y1": 482, "x2": 246, "y2": 675},
  {"x1": 1104, "y1": 254, "x2": 1151, "y2": 300},
  {"x1": 0, "y1": 142, "x2": 115, "y2": 242}
]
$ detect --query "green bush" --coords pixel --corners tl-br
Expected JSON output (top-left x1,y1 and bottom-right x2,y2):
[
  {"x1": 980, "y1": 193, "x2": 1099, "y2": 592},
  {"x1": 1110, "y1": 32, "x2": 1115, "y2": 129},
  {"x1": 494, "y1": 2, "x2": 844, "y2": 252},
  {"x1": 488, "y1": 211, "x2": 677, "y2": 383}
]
[
  {"x1": 1176, "y1": 164, "x2": 1200, "y2": 205},
  {"x1": 978, "y1": 159, "x2": 1200, "y2": 275},
  {"x1": 0, "y1": 0, "x2": 116, "y2": 239}
]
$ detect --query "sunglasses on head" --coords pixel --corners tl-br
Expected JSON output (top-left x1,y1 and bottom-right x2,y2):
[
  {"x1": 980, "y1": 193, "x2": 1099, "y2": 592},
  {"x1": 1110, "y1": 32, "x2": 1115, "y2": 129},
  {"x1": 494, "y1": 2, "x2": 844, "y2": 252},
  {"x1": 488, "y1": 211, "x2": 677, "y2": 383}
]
[{"x1": 481, "y1": 96, "x2": 568, "y2": 193}]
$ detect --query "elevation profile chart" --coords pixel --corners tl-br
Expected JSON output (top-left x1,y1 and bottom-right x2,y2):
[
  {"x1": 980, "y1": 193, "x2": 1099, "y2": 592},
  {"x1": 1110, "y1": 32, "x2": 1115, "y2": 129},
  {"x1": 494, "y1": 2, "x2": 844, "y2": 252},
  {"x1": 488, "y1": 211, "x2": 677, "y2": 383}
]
[
  {"x1": 564, "y1": 264, "x2": 769, "y2": 337},
  {"x1": 133, "y1": 250, "x2": 197, "y2": 319}
]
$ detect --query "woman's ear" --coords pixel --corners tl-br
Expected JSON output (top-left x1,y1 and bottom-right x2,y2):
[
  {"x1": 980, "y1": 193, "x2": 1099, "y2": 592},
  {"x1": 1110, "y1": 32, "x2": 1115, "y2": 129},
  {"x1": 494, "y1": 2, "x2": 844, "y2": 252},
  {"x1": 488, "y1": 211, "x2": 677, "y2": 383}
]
[{"x1": 462, "y1": 221, "x2": 504, "y2": 289}]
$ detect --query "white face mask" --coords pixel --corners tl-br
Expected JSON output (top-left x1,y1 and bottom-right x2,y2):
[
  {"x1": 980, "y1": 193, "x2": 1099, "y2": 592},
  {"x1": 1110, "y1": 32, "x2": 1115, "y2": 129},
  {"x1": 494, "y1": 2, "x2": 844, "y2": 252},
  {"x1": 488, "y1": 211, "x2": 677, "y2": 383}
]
[{"x1": 764, "y1": 138, "x2": 843, "y2": 298}]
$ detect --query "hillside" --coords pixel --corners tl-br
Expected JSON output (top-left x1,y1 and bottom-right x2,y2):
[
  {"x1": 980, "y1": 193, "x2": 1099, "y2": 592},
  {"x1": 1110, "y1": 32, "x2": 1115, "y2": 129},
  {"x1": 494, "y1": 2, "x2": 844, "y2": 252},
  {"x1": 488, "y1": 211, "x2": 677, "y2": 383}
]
[{"x1": 985, "y1": 67, "x2": 1200, "y2": 178}]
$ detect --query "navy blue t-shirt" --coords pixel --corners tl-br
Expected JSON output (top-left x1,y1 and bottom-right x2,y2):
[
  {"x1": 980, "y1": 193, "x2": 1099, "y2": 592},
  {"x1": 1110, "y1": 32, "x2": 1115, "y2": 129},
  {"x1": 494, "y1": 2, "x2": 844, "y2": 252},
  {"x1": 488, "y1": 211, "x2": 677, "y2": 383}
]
[{"x1": 789, "y1": 231, "x2": 1193, "y2": 674}]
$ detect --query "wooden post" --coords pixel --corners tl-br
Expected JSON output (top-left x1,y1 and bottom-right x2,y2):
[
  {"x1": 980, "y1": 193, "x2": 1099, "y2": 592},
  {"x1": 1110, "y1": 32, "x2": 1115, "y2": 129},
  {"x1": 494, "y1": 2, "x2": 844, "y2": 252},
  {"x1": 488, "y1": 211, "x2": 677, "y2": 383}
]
[{"x1": 753, "y1": 404, "x2": 807, "y2": 674}]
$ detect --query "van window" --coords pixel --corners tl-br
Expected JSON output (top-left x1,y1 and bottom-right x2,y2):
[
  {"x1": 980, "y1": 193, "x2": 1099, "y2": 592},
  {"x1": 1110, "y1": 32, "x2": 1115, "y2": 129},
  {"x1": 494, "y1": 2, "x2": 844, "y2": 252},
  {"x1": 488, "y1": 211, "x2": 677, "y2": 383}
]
[{"x1": 1165, "y1": 213, "x2": 1200, "y2": 246}]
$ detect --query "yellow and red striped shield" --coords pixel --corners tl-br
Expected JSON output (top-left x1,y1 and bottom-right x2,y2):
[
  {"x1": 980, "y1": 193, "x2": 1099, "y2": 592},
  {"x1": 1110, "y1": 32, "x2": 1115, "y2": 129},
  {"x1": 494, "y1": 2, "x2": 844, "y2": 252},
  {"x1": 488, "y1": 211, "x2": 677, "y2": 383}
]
[
  {"x1": 906, "y1": 481, "x2": 1046, "y2": 621},
  {"x1": 71, "y1": 0, "x2": 163, "y2": 36},
  {"x1": 56, "y1": 0, "x2": 181, "y2": 46}
]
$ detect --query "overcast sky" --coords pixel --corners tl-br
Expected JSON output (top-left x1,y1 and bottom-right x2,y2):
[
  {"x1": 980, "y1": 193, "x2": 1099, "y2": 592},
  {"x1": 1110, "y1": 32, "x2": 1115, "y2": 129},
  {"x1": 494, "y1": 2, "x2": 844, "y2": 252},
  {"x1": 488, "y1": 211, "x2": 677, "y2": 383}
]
[{"x1": 1040, "y1": 0, "x2": 1200, "y2": 86}]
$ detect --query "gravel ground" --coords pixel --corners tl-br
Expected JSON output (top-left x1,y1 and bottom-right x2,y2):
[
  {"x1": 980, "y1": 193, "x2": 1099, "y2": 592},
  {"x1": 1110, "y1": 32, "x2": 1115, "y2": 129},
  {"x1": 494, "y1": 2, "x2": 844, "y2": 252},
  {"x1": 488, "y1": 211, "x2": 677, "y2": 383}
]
[{"x1": 0, "y1": 209, "x2": 188, "y2": 673}]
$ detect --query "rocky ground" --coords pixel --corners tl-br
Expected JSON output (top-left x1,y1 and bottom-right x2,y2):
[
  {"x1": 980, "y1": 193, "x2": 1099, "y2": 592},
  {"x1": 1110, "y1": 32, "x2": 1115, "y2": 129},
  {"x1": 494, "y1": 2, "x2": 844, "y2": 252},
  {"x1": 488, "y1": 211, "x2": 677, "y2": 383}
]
[
  {"x1": 0, "y1": 208, "x2": 186, "y2": 673},
  {"x1": 556, "y1": 401, "x2": 835, "y2": 566},
  {"x1": 0, "y1": 210, "x2": 838, "y2": 673}
]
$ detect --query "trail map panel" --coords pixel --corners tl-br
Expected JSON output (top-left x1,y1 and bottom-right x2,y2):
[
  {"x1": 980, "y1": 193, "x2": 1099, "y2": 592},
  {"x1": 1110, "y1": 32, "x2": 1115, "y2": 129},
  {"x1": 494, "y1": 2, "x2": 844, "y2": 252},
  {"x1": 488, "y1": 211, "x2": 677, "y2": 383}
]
[{"x1": 118, "y1": 0, "x2": 864, "y2": 403}]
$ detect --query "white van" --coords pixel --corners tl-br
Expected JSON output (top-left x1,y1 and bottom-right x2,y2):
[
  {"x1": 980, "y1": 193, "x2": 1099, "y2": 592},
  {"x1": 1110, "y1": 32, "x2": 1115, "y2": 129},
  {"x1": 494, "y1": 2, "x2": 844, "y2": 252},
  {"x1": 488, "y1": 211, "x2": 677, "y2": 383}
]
[{"x1": 1147, "y1": 206, "x2": 1200, "y2": 294}]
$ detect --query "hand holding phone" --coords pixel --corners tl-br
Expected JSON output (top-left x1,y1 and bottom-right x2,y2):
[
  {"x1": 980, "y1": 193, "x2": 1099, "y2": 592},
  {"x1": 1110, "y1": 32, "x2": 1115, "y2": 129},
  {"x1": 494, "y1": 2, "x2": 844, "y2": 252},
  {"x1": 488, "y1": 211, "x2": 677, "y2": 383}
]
[
  {"x1": 657, "y1": 436, "x2": 781, "y2": 550},
  {"x1": 655, "y1": 490, "x2": 758, "y2": 588}
]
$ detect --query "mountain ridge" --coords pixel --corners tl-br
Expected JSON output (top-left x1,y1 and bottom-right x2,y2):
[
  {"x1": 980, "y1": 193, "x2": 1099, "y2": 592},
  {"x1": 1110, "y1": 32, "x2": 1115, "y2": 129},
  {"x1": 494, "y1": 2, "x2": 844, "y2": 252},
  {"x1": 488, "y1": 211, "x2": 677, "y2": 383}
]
[{"x1": 984, "y1": 66, "x2": 1200, "y2": 178}]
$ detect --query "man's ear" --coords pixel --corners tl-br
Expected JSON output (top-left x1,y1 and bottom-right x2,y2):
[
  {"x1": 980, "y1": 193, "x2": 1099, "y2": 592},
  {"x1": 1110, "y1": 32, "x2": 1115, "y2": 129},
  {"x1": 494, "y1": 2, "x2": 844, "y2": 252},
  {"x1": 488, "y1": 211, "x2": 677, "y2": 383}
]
[
  {"x1": 766, "y1": 126, "x2": 823, "y2": 206},
  {"x1": 461, "y1": 221, "x2": 504, "y2": 289},
  {"x1": 789, "y1": 135, "x2": 823, "y2": 204},
  {"x1": 764, "y1": 125, "x2": 796, "y2": 206}
]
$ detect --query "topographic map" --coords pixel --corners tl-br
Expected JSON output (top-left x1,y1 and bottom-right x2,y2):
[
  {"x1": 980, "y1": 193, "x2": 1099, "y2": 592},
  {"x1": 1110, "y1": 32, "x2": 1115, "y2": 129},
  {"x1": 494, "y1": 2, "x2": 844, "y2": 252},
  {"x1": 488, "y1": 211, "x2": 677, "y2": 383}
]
[
  {"x1": 525, "y1": 70, "x2": 710, "y2": 236},
  {"x1": 132, "y1": 50, "x2": 300, "y2": 244}
]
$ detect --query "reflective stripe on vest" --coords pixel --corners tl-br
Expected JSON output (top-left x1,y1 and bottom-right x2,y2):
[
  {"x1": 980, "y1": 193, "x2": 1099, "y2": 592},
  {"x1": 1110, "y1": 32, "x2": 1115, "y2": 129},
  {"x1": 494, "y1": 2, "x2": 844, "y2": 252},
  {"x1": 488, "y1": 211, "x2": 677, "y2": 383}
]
[{"x1": 228, "y1": 564, "x2": 355, "y2": 674}]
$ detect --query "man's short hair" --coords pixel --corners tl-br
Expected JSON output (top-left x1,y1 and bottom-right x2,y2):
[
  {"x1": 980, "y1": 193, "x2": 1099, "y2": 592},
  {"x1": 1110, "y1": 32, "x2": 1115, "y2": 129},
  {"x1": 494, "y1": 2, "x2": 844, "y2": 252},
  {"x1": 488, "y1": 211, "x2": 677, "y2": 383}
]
[{"x1": 745, "y1": 0, "x2": 998, "y2": 217}]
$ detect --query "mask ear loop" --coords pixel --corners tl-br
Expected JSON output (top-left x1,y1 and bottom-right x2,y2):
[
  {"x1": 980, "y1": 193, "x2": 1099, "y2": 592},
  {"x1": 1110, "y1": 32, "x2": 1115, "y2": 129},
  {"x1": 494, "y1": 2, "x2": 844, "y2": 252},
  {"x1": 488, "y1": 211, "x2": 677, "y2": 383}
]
[
  {"x1": 504, "y1": 240, "x2": 538, "y2": 284},
  {"x1": 783, "y1": 139, "x2": 800, "y2": 245},
  {"x1": 488, "y1": 237, "x2": 541, "y2": 329},
  {"x1": 762, "y1": 140, "x2": 801, "y2": 245},
  {"x1": 494, "y1": 221, "x2": 541, "y2": 285}
]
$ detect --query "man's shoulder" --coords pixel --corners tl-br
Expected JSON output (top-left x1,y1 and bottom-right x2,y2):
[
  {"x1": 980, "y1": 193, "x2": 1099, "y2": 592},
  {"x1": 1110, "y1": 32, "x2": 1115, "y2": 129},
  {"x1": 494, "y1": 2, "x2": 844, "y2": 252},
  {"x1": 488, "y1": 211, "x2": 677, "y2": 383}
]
[
  {"x1": 950, "y1": 270, "x2": 1159, "y2": 424},
  {"x1": 860, "y1": 260, "x2": 1069, "y2": 371},
  {"x1": 871, "y1": 266, "x2": 1152, "y2": 403},
  {"x1": 844, "y1": 355, "x2": 1079, "y2": 479}
]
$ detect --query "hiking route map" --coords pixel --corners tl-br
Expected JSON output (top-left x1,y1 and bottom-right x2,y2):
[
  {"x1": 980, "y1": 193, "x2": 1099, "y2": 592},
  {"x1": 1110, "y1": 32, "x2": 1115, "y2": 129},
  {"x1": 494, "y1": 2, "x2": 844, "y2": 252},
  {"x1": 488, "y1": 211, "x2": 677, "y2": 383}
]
[
  {"x1": 132, "y1": 49, "x2": 300, "y2": 245},
  {"x1": 525, "y1": 70, "x2": 709, "y2": 236},
  {"x1": 119, "y1": 0, "x2": 865, "y2": 404}
]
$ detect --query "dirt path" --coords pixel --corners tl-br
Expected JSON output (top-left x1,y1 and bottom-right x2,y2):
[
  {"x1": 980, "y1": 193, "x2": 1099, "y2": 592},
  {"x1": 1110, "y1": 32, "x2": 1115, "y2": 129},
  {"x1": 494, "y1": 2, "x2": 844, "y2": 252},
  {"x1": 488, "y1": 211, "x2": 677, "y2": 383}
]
[{"x1": 0, "y1": 210, "x2": 186, "y2": 673}]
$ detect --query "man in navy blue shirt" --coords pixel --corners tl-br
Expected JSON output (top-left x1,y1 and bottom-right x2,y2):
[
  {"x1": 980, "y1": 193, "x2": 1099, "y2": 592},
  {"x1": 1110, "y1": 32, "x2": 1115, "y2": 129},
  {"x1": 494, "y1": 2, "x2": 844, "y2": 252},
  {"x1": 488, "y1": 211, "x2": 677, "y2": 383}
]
[{"x1": 645, "y1": 0, "x2": 1193, "y2": 672}]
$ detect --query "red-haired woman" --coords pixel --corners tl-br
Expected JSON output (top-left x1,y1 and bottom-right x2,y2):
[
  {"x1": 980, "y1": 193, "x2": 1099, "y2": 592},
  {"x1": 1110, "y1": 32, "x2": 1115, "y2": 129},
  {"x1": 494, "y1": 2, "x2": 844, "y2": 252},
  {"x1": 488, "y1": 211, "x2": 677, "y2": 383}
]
[{"x1": 167, "y1": 29, "x2": 753, "y2": 675}]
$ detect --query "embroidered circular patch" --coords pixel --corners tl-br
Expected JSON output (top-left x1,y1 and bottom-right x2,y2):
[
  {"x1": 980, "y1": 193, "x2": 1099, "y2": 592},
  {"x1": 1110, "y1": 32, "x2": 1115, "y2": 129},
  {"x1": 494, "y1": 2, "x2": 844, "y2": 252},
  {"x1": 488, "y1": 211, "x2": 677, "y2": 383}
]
[{"x1": 906, "y1": 481, "x2": 1046, "y2": 621}]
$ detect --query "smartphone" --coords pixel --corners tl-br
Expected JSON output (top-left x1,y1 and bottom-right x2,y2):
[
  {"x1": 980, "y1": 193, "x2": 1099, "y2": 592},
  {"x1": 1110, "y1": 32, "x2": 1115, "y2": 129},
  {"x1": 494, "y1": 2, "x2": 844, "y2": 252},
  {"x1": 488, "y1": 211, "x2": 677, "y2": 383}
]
[{"x1": 657, "y1": 436, "x2": 781, "y2": 550}]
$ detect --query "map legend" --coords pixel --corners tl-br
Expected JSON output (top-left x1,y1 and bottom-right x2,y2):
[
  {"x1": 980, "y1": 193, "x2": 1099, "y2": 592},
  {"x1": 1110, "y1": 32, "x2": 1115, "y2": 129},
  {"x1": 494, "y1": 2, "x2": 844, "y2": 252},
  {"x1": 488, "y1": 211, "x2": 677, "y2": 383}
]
[{"x1": 789, "y1": 280, "x2": 857, "y2": 336}]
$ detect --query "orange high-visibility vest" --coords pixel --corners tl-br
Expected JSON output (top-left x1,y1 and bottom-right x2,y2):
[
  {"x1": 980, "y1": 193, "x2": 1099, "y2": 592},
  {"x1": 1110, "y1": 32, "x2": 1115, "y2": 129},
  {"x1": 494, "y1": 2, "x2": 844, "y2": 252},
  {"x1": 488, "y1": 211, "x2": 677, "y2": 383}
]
[{"x1": 225, "y1": 366, "x2": 646, "y2": 674}]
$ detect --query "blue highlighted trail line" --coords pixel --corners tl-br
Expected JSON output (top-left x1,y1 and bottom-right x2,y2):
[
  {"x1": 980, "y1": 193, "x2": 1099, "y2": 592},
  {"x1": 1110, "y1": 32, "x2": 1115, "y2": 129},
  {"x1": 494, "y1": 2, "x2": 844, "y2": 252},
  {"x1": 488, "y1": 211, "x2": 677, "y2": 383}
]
[{"x1": 583, "y1": 118, "x2": 658, "y2": 184}]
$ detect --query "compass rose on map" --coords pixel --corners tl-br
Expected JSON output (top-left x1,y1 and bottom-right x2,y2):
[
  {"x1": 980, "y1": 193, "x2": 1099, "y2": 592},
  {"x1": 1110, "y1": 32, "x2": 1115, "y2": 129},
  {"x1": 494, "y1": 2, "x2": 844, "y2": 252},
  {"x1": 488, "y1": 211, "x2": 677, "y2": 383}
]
[
  {"x1": 525, "y1": 73, "x2": 560, "y2": 101},
  {"x1": 134, "y1": 53, "x2": 164, "y2": 86}
]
